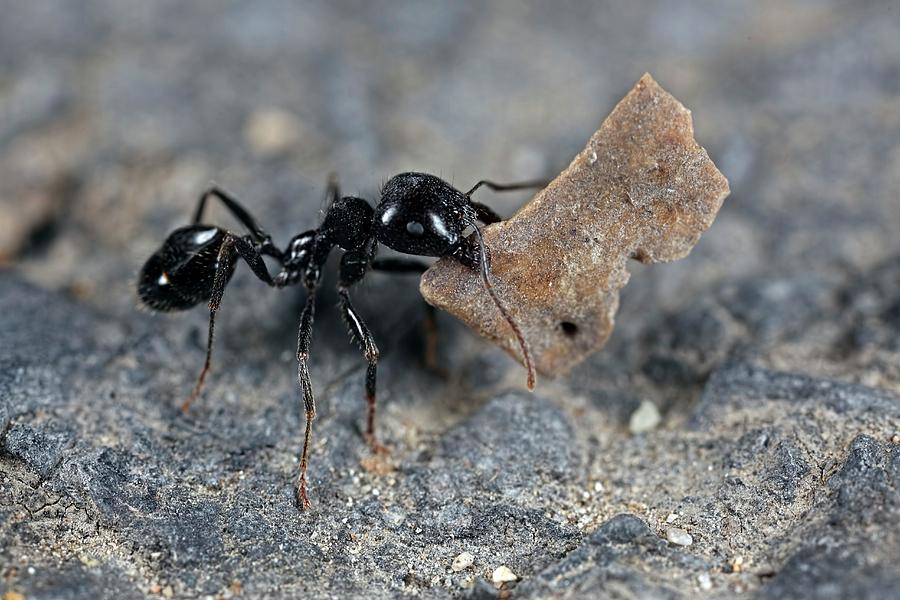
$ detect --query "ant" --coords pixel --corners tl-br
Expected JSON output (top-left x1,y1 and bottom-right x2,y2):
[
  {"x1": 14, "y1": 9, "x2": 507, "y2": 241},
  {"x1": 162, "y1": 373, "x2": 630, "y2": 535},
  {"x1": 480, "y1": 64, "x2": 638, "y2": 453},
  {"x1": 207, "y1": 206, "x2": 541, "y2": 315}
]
[{"x1": 137, "y1": 172, "x2": 546, "y2": 509}]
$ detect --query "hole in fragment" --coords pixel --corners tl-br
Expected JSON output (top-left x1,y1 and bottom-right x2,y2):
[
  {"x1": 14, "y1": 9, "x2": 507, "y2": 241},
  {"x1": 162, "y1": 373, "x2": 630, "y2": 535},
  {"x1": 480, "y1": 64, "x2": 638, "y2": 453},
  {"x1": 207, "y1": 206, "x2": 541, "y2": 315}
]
[{"x1": 560, "y1": 321, "x2": 578, "y2": 336}]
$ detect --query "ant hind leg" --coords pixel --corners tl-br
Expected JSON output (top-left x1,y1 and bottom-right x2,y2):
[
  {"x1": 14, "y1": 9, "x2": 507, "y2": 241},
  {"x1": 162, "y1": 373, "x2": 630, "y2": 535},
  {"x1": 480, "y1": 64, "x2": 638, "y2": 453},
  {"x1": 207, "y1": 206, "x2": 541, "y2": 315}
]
[
  {"x1": 182, "y1": 233, "x2": 278, "y2": 413},
  {"x1": 191, "y1": 186, "x2": 271, "y2": 242},
  {"x1": 183, "y1": 235, "x2": 238, "y2": 412}
]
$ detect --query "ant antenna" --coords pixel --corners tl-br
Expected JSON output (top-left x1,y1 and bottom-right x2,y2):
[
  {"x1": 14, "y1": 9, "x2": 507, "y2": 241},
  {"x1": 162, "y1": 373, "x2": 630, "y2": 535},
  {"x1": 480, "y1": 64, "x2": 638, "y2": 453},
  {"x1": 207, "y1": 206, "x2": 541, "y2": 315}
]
[{"x1": 469, "y1": 222, "x2": 536, "y2": 390}]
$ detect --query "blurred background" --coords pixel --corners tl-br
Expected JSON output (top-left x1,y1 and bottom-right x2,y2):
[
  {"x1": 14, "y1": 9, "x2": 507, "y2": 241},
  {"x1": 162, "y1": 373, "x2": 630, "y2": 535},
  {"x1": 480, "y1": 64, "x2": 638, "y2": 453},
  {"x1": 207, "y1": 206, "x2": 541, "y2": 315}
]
[{"x1": 2, "y1": 1, "x2": 900, "y2": 597}]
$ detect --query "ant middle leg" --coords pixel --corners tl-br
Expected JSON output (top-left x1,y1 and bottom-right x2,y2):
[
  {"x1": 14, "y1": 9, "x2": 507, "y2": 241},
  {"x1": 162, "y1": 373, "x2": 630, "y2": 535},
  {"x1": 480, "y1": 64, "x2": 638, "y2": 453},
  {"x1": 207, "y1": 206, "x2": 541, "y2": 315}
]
[{"x1": 294, "y1": 282, "x2": 319, "y2": 510}]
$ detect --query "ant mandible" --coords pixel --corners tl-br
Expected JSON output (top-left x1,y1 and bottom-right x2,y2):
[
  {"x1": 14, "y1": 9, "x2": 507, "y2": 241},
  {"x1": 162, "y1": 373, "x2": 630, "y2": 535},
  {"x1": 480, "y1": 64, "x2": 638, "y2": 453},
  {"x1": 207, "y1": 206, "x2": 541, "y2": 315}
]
[{"x1": 137, "y1": 172, "x2": 545, "y2": 509}]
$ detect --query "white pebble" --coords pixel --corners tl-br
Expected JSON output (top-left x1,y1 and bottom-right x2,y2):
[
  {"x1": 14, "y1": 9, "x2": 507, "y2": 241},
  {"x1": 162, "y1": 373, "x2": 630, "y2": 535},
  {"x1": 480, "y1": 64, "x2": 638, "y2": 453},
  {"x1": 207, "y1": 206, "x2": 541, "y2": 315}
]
[
  {"x1": 492, "y1": 565, "x2": 518, "y2": 585},
  {"x1": 629, "y1": 400, "x2": 661, "y2": 434},
  {"x1": 451, "y1": 551, "x2": 474, "y2": 572},
  {"x1": 666, "y1": 512, "x2": 678, "y2": 524},
  {"x1": 666, "y1": 527, "x2": 693, "y2": 546},
  {"x1": 698, "y1": 572, "x2": 712, "y2": 591}
]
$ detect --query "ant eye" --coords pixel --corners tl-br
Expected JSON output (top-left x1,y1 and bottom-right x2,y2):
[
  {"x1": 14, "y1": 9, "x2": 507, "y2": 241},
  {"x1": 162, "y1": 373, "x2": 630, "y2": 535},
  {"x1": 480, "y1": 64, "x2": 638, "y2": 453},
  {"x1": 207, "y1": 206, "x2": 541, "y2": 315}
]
[{"x1": 406, "y1": 221, "x2": 425, "y2": 236}]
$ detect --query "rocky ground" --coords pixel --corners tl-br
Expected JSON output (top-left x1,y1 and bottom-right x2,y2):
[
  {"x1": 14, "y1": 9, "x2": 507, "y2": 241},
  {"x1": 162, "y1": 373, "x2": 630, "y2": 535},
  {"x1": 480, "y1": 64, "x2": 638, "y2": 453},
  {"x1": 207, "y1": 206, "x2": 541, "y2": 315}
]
[{"x1": 2, "y1": 1, "x2": 899, "y2": 598}]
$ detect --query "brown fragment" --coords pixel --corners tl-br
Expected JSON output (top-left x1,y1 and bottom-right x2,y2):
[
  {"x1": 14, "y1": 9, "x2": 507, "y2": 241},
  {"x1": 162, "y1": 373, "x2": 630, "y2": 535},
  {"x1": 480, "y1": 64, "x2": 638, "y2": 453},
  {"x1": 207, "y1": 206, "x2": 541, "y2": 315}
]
[{"x1": 420, "y1": 73, "x2": 729, "y2": 377}]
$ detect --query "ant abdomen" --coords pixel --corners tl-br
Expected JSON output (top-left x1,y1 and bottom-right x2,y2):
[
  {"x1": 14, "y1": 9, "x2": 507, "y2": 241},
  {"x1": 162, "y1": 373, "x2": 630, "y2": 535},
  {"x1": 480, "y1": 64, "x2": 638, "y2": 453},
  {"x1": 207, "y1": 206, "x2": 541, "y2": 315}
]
[{"x1": 138, "y1": 225, "x2": 235, "y2": 312}]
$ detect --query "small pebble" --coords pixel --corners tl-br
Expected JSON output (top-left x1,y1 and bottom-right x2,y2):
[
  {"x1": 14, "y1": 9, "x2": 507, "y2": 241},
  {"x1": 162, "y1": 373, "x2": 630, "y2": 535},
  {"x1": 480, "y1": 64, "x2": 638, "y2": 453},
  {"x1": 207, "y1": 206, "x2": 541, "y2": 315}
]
[
  {"x1": 666, "y1": 527, "x2": 693, "y2": 546},
  {"x1": 665, "y1": 512, "x2": 678, "y2": 524},
  {"x1": 629, "y1": 400, "x2": 662, "y2": 434},
  {"x1": 451, "y1": 551, "x2": 474, "y2": 572},
  {"x1": 698, "y1": 572, "x2": 712, "y2": 591},
  {"x1": 492, "y1": 565, "x2": 518, "y2": 585}
]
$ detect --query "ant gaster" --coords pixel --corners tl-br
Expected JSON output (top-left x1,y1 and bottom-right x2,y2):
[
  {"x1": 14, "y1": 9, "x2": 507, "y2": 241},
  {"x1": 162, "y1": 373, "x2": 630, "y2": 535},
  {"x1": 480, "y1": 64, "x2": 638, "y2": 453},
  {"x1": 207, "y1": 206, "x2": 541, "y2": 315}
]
[{"x1": 138, "y1": 172, "x2": 545, "y2": 509}]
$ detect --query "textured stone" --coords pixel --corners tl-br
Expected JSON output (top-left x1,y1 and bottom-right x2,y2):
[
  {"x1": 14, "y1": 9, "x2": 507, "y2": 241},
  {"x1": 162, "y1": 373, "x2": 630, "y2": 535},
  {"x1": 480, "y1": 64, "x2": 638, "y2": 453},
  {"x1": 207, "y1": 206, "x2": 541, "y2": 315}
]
[
  {"x1": 421, "y1": 74, "x2": 729, "y2": 377},
  {"x1": 691, "y1": 363, "x2": 900, "y2": 429},
  {"x1": 517, "y1": 514, "x2": 679, "y2": 599},
  {"x1": 761, "y1": 542, "x2": 900, "y2": 600}
]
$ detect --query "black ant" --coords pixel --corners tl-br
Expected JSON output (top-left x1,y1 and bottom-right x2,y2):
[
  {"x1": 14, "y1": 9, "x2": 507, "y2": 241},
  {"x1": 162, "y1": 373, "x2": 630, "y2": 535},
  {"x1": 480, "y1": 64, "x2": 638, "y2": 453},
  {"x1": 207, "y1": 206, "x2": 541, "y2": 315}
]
[{"x1": 137, "y1": 172, "x2": 545, "y2": 509}]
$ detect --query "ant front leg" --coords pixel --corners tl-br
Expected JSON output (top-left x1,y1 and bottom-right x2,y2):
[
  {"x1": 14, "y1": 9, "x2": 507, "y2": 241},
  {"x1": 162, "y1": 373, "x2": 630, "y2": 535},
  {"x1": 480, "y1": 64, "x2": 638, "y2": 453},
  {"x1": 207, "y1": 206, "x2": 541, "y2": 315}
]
[
  {"x1": 338, "y1": 243, "x2": 389, "y2": 454},
  {"x1": 470, "y1": 202, "x2": 503, "y2": 225},
  {"x1": 371, "y1": 258, "x2": 444, "y2": 374}
]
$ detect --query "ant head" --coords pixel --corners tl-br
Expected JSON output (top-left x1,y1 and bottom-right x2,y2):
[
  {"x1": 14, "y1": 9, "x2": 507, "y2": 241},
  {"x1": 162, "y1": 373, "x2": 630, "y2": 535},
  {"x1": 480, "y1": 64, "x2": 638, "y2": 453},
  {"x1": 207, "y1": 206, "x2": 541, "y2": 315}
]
[
  {"x1": 138, "y1": 225, "x2": 235, "y2": 311},
  {"x1": 373, "y1": 172, "x2": 473, "y2": 258}
]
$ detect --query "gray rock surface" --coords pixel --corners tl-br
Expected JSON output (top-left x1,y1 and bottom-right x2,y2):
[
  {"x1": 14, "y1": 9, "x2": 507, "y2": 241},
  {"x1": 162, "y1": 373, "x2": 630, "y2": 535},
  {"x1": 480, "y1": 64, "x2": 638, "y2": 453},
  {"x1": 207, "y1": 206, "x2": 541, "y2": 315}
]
[{"x1": 2, "y1": 1, "x2": 900, "y2": 598}]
